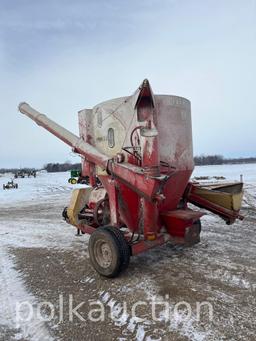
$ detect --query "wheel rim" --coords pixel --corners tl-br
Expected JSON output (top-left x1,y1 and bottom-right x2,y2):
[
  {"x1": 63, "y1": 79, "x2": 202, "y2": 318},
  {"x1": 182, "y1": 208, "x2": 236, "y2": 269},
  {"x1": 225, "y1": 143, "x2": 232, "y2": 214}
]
[{"x1": 94, "y1": 239, "x2": 112, "y2": 268}]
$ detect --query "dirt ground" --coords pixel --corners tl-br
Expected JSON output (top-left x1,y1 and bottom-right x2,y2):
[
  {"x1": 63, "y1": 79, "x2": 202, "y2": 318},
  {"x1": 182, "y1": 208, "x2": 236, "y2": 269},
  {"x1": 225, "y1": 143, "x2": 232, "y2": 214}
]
[{"x1": 0, "y1": 187, "x2": 256, "y2": 341}]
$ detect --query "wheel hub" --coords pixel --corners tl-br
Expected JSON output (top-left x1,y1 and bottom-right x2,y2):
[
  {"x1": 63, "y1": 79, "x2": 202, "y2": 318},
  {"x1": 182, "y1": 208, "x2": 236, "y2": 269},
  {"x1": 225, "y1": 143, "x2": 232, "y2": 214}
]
[{"x1": 95, "y1": 240, "x2": 112, "y2": 268}]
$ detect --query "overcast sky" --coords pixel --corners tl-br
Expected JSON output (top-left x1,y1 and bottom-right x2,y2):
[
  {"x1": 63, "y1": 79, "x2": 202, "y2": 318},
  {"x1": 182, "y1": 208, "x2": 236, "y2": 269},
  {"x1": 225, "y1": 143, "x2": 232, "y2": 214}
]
[{"x1": 0, "y1": 0, "x2": 255, "y2": 168}]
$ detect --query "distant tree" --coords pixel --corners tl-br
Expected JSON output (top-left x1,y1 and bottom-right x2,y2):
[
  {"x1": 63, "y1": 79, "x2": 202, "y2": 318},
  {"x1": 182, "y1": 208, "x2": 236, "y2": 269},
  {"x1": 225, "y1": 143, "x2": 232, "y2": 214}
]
[
  {"x1": 194, "y1": 155, "x2": 224, "y2": 166},
  {"x1": 43, "y1": 162, "x2": 81, "y2": 173}
]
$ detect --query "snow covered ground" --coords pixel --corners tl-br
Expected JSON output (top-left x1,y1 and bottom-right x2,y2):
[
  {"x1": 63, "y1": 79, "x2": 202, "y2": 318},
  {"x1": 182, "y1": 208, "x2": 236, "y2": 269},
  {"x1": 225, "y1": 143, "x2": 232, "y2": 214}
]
[
  {"x1": 0, "y1": 171, "x2": 74, "y2": 207},
  {"x1": 0, "y1": 165, "x2": 255, "y2": 341},
  {"x1": 193, "y1": 163, "x2": 256, "y2": 183}
]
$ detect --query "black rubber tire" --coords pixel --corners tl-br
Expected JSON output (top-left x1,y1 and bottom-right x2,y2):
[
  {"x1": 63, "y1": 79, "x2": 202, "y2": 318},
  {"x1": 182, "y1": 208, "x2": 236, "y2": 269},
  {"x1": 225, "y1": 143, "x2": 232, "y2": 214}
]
[
  {"x1": 185, "y1": 219, "x2": 201, "y2": 246},
  {"x1": 80, "y1": 176, "x2": 90, "y2": 185},
  {"x1": 77, "y1": 176, "x2": 88, "y2": 184},
  {"x1": 62, "y1": 206, "x2": 68, "y2": 220},
  {"x1": 89, "y1": 227, "x2": 124, "y2": 278},
  {"x1": 103, "y1": 226, "x2": 130, "y2": 272},
  {"x1": 194, "y1": 219, "x2": 201, "y2": 233}
]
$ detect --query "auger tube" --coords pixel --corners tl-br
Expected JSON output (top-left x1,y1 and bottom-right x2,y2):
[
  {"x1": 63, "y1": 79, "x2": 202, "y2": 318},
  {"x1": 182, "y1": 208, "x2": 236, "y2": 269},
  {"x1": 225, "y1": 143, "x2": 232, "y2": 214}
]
[{"x1": 19, "y1": 102, "x2": 110, "y2": 169}]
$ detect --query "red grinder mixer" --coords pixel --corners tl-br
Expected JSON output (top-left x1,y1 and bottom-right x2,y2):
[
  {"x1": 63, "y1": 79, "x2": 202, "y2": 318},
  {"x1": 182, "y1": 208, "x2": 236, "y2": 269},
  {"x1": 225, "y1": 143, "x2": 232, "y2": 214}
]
[{"x1": 19, "y1": 79, "x2": 243, "y2": 277}]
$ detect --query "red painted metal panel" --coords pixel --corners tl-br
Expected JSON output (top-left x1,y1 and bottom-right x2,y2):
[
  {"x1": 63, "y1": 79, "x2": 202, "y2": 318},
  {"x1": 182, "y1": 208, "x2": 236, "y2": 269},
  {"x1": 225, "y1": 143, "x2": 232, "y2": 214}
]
[{"x1": 161, "y1": 209, "x2": 204, "y2": 238}]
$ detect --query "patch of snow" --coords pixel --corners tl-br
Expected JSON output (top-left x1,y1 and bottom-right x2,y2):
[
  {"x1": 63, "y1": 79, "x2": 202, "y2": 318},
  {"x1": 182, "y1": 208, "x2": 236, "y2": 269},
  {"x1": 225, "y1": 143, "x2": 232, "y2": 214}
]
[{"x1": 0, "y1": 248, "x2": 53, "y2": 341}]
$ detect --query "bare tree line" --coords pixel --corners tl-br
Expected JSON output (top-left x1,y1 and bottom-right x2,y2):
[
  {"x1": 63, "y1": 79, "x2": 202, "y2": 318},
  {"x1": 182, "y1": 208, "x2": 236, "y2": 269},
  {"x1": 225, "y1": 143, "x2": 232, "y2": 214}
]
[
  {"x1": 194, "y1": 155, "x2": 256, "y2": 166},
  {"x1": 1, "y1": 156, "x2": 256, "y2": 174}
]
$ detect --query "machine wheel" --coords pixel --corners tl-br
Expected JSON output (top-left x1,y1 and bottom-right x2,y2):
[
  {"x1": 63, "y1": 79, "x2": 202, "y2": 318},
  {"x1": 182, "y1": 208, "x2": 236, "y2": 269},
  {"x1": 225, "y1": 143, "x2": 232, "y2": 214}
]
[
  {"x1": 104, "y1": 226, "x2": 131, "y2": 272},
  {"x1": 185, "y1": 219, "x2": 201, "y2": 245},
  {"x1": 89, "y1": 227, "x2": 130, "y2": 277},
  {"x1": 78, "y1": 176, "x2": 90, "y2": 185},
  {"x1": 84, "y1": 176, "x2": 90, "y2": 185},
  {"x1": 62, "y1": 206, "x2": 68, "y2": 220},
  {"x1": 71, "y1": 178, "x2": 77, "y2": 185},
  {"x1": 194, "y1": 219, "x2": 201, "y2": 233}
]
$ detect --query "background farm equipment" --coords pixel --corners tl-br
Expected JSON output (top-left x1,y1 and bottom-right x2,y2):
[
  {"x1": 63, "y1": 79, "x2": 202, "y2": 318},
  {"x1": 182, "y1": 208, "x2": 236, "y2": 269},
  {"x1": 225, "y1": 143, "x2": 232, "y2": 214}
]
[
  {"x1": 15, "y1": 169, "x2": 36, "y2": 178},
  {"x1": 68, "y1": 170, "x2": 101, "y2": 186},
  {"x1": 3, "y1": 180, "x2": 18, "y2": 190},
  {"x1": 19, "y1": 79, "x2": 244, "y2": 277},
  {"x1": 68, "y1": 170, "x2": 81, "y2": 184},
  {"x1": 68, "y1": 169, "x2": 88, "y2": 185}
]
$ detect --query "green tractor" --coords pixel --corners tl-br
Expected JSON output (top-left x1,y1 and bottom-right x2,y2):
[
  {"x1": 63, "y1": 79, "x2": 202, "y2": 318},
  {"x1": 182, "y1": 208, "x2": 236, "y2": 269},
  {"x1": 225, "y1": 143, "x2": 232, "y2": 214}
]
[{"x1": 68, "y1": 170, "x2": 89, "y2": 185}]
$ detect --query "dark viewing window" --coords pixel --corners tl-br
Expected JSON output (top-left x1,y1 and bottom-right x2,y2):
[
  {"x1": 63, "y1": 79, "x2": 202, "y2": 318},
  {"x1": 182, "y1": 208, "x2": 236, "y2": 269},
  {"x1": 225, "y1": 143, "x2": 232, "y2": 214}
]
[{"x1": 108, "y1": 128, "x2": 115, "y2": 148}]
